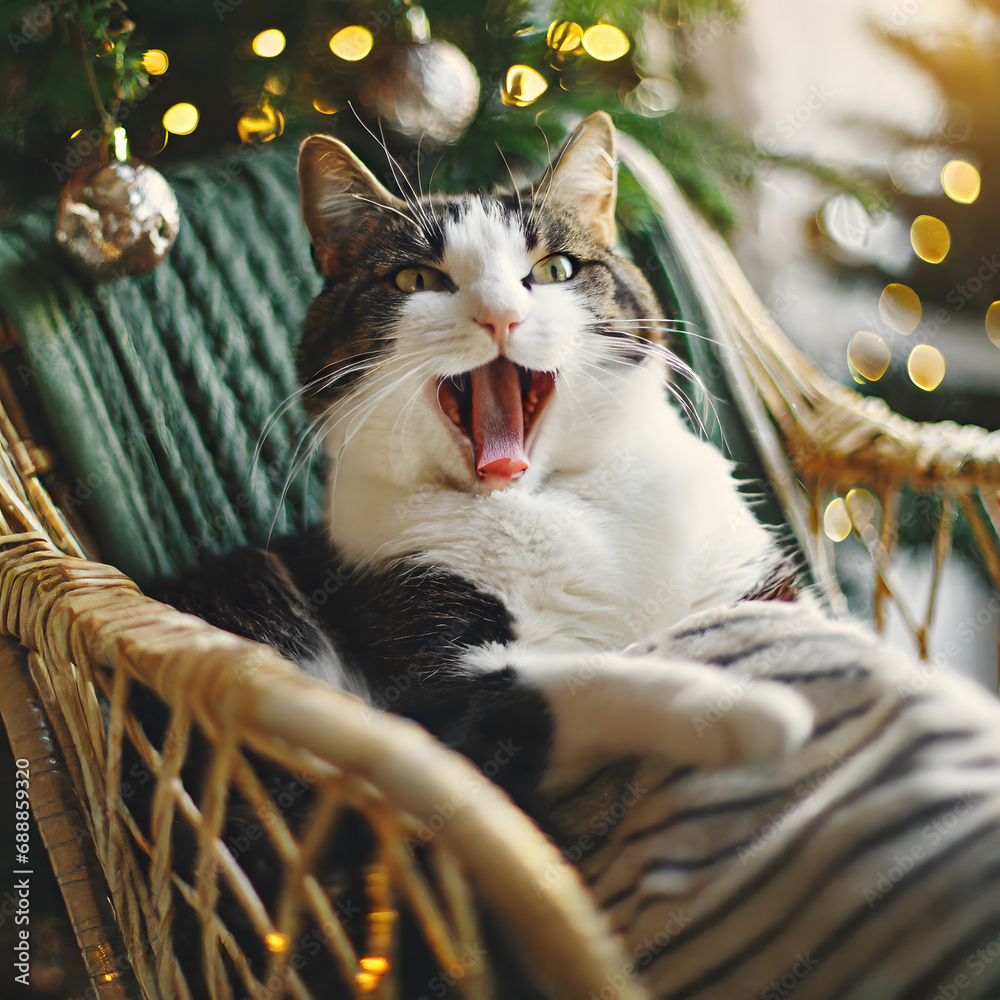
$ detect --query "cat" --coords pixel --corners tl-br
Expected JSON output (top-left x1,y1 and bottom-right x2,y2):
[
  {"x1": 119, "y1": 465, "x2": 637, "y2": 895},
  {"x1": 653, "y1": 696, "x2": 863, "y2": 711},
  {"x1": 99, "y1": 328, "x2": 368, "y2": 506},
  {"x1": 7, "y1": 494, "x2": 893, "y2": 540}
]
[
  {"x1": 160, "y1": 111, "x2": 813, "y2": 798},
  {"x1": 152, "y1": 112, "x2": 1000, "y2": 999}
]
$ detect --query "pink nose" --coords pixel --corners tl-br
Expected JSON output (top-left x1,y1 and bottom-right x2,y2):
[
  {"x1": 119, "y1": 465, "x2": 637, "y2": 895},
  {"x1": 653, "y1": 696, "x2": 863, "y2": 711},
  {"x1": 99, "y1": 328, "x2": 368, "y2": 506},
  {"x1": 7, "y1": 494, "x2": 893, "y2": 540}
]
[{"x1": 476, "y1": 307, "x2": 522, "y2": 350}]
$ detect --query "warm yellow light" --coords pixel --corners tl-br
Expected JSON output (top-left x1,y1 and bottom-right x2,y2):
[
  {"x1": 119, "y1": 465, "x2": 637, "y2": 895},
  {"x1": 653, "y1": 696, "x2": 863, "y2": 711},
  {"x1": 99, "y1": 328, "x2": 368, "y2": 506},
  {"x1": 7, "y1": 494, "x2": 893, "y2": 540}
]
[
  {"x1": 252, "y1": 29, "x2": 286, "y2": 58},
  {"x1": 70, "y1": 128, "x2": 82, "y2": 139},
  {"x1": 329, "y1": 25, "x2": 374, "y2": 61},
  {"x1": 356, "y1": 972, "x2": 379, "y2": 994},
  {"x1": 823, "y1": 498, "x2": 852, "y2": 542},
  {"x1": 907, "y1": 344, "x2": 945, "y2": 391},
  {"x1": 237, "y1": 104, "x2": 284, "y2": 143},
  {"x1": 941, "y1": 159, "x2": 980, "y2": 204},
  {"x1": 582, "y1": 24, "x2": 630, "y2": 61},
  {"x1": 264, "y1": 932, "x2": 288, "y2": 953},
  {"x1": 848, "y1": 331, "x2": 891, "y2": 382},
  {"x1": 312, "y1": 96, "x2": 338, "y2": 115},
  {"x1": 546, "y1": 20, "x2": 584, "y2": 52},
  {"x1": 162, "y1": 103, "x2": 199, "y2": 136},
  {"x1": 910, "y1": 215, "x2": 950, "y2": 263},
  {"x1": 878, "y1": 283, "x2": 921, "y2": 336},
  {"x1": 986, "y1": 301, "x2": 1000, "y2": 349},
  {"x1": 501, "y1": 65, "x2": 548, "y2": 107},
  {"x1": 360, "y1": 956, "x2": 390, "y2": 973},
  {"x1": 142, "y1": 49, "x2": 168, "y2": 75},
  {"x1": 845, "y1": 488, "x2": 877, "y2": 529},
  {"x1": 113, "y1": 126, "x2": 128, "y2": 161}
]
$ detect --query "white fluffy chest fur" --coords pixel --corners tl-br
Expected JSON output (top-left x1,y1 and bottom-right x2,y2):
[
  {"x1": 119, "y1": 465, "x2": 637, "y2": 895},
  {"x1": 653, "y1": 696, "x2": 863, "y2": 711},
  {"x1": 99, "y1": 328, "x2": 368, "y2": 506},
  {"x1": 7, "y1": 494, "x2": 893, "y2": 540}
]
[{"x1": 328, "y1": 366, "x2": 778, "y2": 651}]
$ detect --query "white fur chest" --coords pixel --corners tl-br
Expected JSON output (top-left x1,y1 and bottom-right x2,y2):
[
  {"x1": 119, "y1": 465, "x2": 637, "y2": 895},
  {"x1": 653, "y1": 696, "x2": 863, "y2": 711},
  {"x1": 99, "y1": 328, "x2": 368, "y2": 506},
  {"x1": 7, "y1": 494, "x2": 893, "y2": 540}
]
[{"x1": 329, "y1": 396, "x2": 778, "y2": 652}]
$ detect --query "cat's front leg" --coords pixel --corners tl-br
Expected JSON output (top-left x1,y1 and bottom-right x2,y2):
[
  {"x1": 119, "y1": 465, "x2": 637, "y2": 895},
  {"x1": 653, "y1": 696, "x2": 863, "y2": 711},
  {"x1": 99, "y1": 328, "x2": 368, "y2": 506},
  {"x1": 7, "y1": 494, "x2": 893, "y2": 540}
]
[{"x1": 462, "y1": 645, "x2": 815, "y2": 793}]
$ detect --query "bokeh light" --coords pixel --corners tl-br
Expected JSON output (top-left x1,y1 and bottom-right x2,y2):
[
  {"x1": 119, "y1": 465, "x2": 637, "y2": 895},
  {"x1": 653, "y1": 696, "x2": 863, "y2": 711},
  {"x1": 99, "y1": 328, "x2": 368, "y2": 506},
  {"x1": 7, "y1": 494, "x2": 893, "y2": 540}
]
[
  {"x1": 848, "y1": 331, "x2": 891, "y2": 381},
  {"x1": 910, "y1": 215, "x2": 951, "y2": 263},
  {"x1": 941, "y1": 160, "x2": 981, "y2": 204},
  {"x1": 501, "y1": 65, "x2": 548, "y2": 107},
  {"x1": 264, "y1": 932, "x2": 288, "y2": 953},
  {"x1": 252, "y1": 29, "x2": 285, "y2": 58},
  {"x1": 582, "y1": 24, "x2": 630, "y2": 61},
  {"x1": 907, "y1": 344, "x2": 945, "y2": 390},
  {"x1": 162, "y1": 103, "x2": 199, "y2": 135},
  {"x1": 329, "y1": 25, "x2": 374, "y2": 61},
  {"x1": 878, "y1": 283, "x2": 921, "y2": 336},
  {"x1": 113, "y1": 126, "x2": 128, "y2": 161},
  {"x1": 546, "y1": 20, "x2": 583, "y2": 52},
  {"x1": 141, "y1": 49, "x2": 168, "y2": 75},
  {"x1": 823, "y1": 498, "x2": 852, "y2": 542},
  {"x1": 237, "y1": 104, "x2": 284, "y2": 143},
  {"x1": 985, "y1": 301, "x2": 1000, "y2": 349},
  {"x1": 845, "y1": 488, "x2": 877, "y2": 529},
  {"x1": 312, "y1": 96, "x2": 338, "y2": 115}
]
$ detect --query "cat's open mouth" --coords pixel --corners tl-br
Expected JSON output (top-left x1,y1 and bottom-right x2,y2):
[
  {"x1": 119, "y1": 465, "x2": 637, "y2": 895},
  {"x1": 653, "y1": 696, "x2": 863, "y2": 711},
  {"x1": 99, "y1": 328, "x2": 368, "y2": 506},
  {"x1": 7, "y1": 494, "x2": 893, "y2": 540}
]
[{"x1": 437, "y1": 358, "x2": 556, "y2": 488}]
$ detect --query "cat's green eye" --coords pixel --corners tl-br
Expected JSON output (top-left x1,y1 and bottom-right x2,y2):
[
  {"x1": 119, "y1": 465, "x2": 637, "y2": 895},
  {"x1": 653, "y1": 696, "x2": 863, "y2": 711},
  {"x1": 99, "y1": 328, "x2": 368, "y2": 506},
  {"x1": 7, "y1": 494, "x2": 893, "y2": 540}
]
[
  {"x1": 395, "y1": 267, "x2": 448, "y2": 293},
  {"x1": 531, "y1": 254, "x2": 575, "y2": 285}
]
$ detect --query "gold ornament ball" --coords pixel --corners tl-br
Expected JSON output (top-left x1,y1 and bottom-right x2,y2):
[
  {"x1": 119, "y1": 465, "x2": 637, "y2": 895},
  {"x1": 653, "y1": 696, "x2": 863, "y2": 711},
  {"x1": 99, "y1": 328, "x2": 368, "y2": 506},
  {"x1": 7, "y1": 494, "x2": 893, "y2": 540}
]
[{"x1": 55, "y1": 160, "x2": 180, "y2": 281}]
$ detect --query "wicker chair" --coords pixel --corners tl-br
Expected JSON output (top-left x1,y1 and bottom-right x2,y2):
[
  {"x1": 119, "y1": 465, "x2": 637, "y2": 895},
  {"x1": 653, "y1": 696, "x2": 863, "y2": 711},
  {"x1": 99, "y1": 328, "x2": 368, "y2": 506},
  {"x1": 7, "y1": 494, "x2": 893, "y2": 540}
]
[{"x1": 0, "y1": 137, "x2": 997, "y2": 999}]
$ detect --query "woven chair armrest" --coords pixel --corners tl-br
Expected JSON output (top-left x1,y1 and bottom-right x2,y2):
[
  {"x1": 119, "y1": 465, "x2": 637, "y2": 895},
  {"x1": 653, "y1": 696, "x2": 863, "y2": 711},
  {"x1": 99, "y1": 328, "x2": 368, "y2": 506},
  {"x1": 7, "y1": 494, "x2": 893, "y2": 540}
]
[{"x1": 0, "y1": 531, "x2": 643, "y2": 1000}]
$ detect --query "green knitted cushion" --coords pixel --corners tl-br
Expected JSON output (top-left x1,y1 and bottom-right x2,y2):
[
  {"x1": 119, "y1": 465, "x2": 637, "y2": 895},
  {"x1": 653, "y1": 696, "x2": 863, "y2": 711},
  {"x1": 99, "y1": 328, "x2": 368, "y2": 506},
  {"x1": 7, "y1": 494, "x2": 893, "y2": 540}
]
[{"x1": 0, "y1": 147, "x2": 325, "y2": 583}]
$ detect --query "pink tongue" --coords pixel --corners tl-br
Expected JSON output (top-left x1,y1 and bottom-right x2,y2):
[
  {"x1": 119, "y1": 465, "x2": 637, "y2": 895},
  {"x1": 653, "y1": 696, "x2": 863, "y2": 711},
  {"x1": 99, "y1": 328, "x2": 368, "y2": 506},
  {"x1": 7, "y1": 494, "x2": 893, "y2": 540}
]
[{"x1": 470, "y1": 358, "x2": 529, "y2": 479}]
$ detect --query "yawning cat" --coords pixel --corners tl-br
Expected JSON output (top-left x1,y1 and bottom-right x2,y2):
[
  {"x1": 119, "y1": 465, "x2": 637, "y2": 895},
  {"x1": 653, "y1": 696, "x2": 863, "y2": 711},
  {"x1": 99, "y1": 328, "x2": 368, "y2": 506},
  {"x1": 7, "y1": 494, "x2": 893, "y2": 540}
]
[
  {"x1": 159, "y1": 111, "x2": 813, "y2": 804},
  {"x1": 152, "y1": 112, "x2": 1000, "y2": 1000}
]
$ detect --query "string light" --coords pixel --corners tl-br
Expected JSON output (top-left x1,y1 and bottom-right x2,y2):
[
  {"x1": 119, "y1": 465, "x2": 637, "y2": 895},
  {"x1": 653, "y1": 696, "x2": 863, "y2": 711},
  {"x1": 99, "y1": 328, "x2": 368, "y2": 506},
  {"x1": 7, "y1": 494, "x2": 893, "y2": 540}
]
[
  {"x1": 264, "y1": 932, "x2": 288, "y2": 953},
  {"x1": 986, "y1": 301, "x2": 1000, "y2": 349},
  {"x1": 312, "y1": 96, "x2": 338, "y2": 115},
  {"x1": 823, "y1": 498, "x2": 852, "y2": 542},
  {"x1": 252, "y1": 29, "x2": 285, "y2": 58},
  {"x1": 162, "y1": 103, "x2": 199, "y2": 135},
  {"x1": 142, "y1": 49, "x2": 168, "y2": 75},
  {"x1": 113, "y1": 126, "x2": 129, "y2": 161},
  {"x1": 878, "y1": 283, "x2": 921, "y2": 336},
  {"x1": 546, "y1": 20, "x2": 583, "y2": 52},
  {"x1": 237, "y1": 102, "x2": 284, "y2": 143},
  {"x1": 582, "y1": 24, "x2": 630, "y2": 61},
  {"x1": 910, "y1": 215, "x2": 950, "y2": 263},
  {"x1": 845, "y1": 488, "x2": 877, "y2": 529},
  {"x1": 907, "y1": 344, "x2": 945, "y2": 390},
  {"x1": 501, "y1": 65, "x2": 548, "y2": 106},
  {"x1": 941, "y1": 160, "x2": 980, "y2": 204},
  {"x1": 847, "y1": 331, "x2": 891, "y2": 382},
  {"x1": 329, "y1": 25, "x2": 374, "y2": 61},
  {"x1": 356, "y1": 972, "x2": 379, "y2": 993}
]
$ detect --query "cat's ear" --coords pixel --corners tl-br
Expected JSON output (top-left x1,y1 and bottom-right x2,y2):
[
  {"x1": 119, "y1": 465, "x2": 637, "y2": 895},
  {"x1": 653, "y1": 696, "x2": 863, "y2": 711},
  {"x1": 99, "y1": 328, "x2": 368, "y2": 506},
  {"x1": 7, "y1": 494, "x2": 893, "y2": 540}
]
[
  {"x1": 298, "y1": 135, "x2": 404, "y2": 277},
  {"x1": 542, "y1": 111, "x2": 618, "y2": 246}
]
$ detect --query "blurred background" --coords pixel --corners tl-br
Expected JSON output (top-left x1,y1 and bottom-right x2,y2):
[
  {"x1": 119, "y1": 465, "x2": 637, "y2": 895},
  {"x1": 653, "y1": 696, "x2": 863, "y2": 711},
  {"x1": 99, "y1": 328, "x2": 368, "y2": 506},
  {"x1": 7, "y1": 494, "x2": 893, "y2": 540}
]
[{"x1": 685, "y1": 0, "x2": 1000, "y2": 685}]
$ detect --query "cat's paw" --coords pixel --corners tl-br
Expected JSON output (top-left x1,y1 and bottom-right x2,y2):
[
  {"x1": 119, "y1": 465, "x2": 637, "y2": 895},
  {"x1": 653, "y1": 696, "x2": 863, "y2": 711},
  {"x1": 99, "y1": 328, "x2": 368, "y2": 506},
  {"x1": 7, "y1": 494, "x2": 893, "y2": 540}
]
[
  {"x1": 664, "y1": 669, "x2": 814, "y2": 764},
  {"x1": 536, "y1": 654, "x2": 814, "y2": 792}
]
